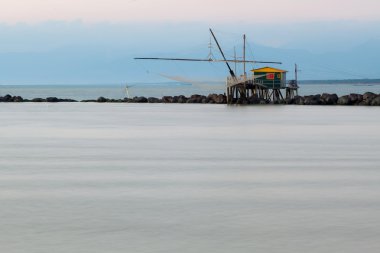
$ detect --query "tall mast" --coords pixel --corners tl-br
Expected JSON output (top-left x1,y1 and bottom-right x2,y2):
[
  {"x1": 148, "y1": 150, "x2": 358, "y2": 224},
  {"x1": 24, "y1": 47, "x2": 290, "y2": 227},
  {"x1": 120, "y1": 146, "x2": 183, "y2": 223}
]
[
  {"x1": 207, "y1": 36, "x2": 213, "y2": 60},
  {"x1": 295, "y1": 63, "x2": 298, "y2": 85}
]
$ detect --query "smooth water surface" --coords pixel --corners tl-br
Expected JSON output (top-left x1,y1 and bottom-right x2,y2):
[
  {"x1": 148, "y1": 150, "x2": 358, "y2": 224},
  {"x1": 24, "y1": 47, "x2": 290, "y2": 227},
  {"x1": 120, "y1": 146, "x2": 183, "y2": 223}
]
[{"x1": 0, "y1": 104, "x2": 380, "y2": 253}]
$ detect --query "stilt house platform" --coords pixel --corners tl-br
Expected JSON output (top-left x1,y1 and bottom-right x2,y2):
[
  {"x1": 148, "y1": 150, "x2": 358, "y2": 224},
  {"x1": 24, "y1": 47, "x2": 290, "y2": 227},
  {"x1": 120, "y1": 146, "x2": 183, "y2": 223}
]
[{"x1": 226, "y1": 66, "x2": 299, "y2": 104}]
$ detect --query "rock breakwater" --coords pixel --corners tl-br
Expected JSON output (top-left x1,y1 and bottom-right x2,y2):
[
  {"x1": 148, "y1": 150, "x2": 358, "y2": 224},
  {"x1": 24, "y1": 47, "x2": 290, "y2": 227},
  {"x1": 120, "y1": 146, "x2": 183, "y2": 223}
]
[{"x1": 1, "y1": 92, "x2": 380, "y2": 105}]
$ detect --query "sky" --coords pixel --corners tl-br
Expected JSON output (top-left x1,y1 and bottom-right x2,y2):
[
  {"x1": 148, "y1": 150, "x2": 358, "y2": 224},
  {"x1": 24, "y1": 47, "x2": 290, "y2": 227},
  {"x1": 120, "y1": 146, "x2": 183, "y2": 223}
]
[
  {"x1": 0, "y1": 0, "x2": 380, "y2": 83},
  {"x1": 1, "y1": 0, "x2": 380, "y2": 24}
]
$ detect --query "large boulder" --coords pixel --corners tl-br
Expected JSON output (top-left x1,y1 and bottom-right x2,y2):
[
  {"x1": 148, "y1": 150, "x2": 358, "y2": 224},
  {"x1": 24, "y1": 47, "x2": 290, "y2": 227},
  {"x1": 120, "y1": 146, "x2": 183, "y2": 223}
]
[
  {"x1": 321, "y1": 93, "x2": 338, "y2": 105},
  {"x1": 97, "y1": 97, "x2": 107, "y2": 103},
  {"x1": 371, "y1": 96, "x2": 380, "y2": 106},
  {"x1": 133, "y1": 96, "x2": 148, "y2": 103},
  {"x1": 207, "y1": 94, "x2": 226, "y2": 104},
  {"x1": 171, "y1": 96, "x2": 179, "y2": 103},
  {"x1": 304, "y1": 95, "x2": 321, "y2": 105},
  {"x1": 107, "y1": 99, "x2": 121, "y2": 103},
  {"x1": 294, "y1": 96, "x2": 305, "y2": 105},
  {"x1": 207, "y1": 94, "x2": 218, "y2": 103},
  {"x1": 124, "y1": 98, "x2": 134, "y2": 103},
  {"x1": 32, "y1": 98, "x2": 45, "y2": 102},
  {"x1": 46, "y1": 97, "x2": 59, "y2": 103},
  {"x1": 60, "y1": 98, "x2": 77, "y2": 102},
  {"x1": 337, "y1": 95, "x2": 351, "y2": 105},
  {"x1": 13, "y1": 96, "x2": 24, "y2": 102},
  {"x1": 218, "y1": 94, "x2": 227, "y2": 104},
  {"x1": 362, "y1": 92, "x2": 377, "y2": 105},
  {"x1": 187, "y1": 94, "x2": 203, "y2": 103},
  {"x1": 148, "y1": 97, "x2": 161, "y2": 103},
  {"x1": 162, "y1": 96, "x2": 173, "y2": 103},
  {"x1": 3, "y1": 94, "x2": 13, "y2": 102},
  {"x1": 177, "y1": 95, "x2": 188, "y2": 103},
  {"x1": 201, "y1": 97, "x2": 208, "y2": 104},
  {"x1": 348, "y1": 93, "x2": 363, "y2": 105},
  {"x1": 363, "y1": 92, "x2": 377, "y2": 101},
  {"x1": 217, "y1": 94, "x2": 227, "y2": 104}
]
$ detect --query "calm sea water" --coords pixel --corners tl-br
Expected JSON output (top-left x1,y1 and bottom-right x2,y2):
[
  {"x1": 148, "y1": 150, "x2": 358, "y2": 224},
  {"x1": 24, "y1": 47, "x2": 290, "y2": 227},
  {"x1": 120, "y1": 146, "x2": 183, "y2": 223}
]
[
  {"x1": 0, "y1": 83, "x2": 379, "y2": 100},
  {"x1": 0, "y1": 103, "x2": 379, "y2": 253}
]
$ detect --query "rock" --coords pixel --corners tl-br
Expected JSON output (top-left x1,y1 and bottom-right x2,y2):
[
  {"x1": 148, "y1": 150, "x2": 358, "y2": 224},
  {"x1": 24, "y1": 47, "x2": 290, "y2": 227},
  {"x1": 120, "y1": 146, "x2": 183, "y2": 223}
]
[
  {"x1": 46, "y1": 97, "x2": 59, "y2": 103},
  {"x1": 362, "y1": 92, "x2": 377, "y2": 105},
  {"x1": 61, "y1": 99, "x2": 78, "y2": 102},
  {"x1": 337, "y1": 95, "x2": 351, "y2": 105},
  {"x1": 363, "y1": 92, "x2": 377, "y2": 101},
  {"x1": 177, "y1": 95, "x2": 188, "y2": 103},
  {"x1": 207, "y1": 94, "x2": 226, "y2": 104},
  {"x1": 193, "y1": 94, "x2": 205, "y2": 103},
  {"x1": 148, "y1": 97, "x2": 161, "y2": 103},
  {"x1": 3, "y1": 94, "x2": 13, "y2": 102},
  {"x1": 304, "y1": 95, "x2": 321, "y2": 105},
  {"x1": 97, "y1": 97, "x2": 107, "y2": 103},
  {"x1": 13, "y1": 96, "x2": 24, "y2": 102},
  {"x1": 3, "y1": 92, "x2": 377, "y2": 105},
  {"x1": 321, "y1": 93, "x2": 338, "y2": 105},
  {"x1": 218, "y1": 94, "x2": 227, "y2": 104},
  {"x1": 294, "y1": 96, "x2": 305, "y2": 105},
  {"x1": 207, "y1": 94, "x2": 216, "y2": 103},
  {"x1": 348, "y1": 93, "x2": 363, "y2": 105},
  {"x1": 171, "y1": 96, "x2": 179, "y2": 103},
  {"x1": 107, "y1": 99, "x2": 120, "y2": 103},
  {"x1": 371, "y1": 96, "x2": 380, "y2": 106},
  {"x1": 186, "y1": 98, "x2": 197, "y2": 103},
  {"x1": 133, "y1": 96, "x2": 148, "y2": 103},
  {"x1": 31, "y1": 98, "x2": 45, "y2": 102},
  {"x1": 162, "y1": 96, "x2": 173, "y2": 103},
  {"x1": 187, "y1": 94, "x2": 203, "y2": 103}
]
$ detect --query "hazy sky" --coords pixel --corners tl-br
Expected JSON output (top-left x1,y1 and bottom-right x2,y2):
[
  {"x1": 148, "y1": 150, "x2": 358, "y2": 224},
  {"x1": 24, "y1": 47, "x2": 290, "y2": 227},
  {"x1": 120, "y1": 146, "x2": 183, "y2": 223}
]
[
  {"x1": 1, "y1": 0, "x2": 380, "y2": 82},
  {"x1": 1, "y1": 0, "x2": 380, "y2": 24}
]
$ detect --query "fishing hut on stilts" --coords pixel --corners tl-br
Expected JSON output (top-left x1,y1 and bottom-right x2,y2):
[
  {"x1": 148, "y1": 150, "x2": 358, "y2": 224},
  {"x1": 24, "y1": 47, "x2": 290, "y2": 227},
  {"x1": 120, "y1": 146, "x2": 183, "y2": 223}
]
[
  {"x1": 135, "y1": 28, "x2": 299, "y2": 104},
  {"x1": 225, "y1": 34, "x2": 299, "y2": 104}
]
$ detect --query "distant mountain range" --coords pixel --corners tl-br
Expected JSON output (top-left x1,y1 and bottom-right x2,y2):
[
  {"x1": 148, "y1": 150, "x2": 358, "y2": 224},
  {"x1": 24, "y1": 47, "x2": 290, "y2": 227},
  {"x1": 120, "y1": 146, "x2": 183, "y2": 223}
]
[
  {"x1": 252, "y1": 39, "x2": 380, "y2": 81},
  {"x1": 1, "y1": 22, "x2": 379, "y2": 84}
]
